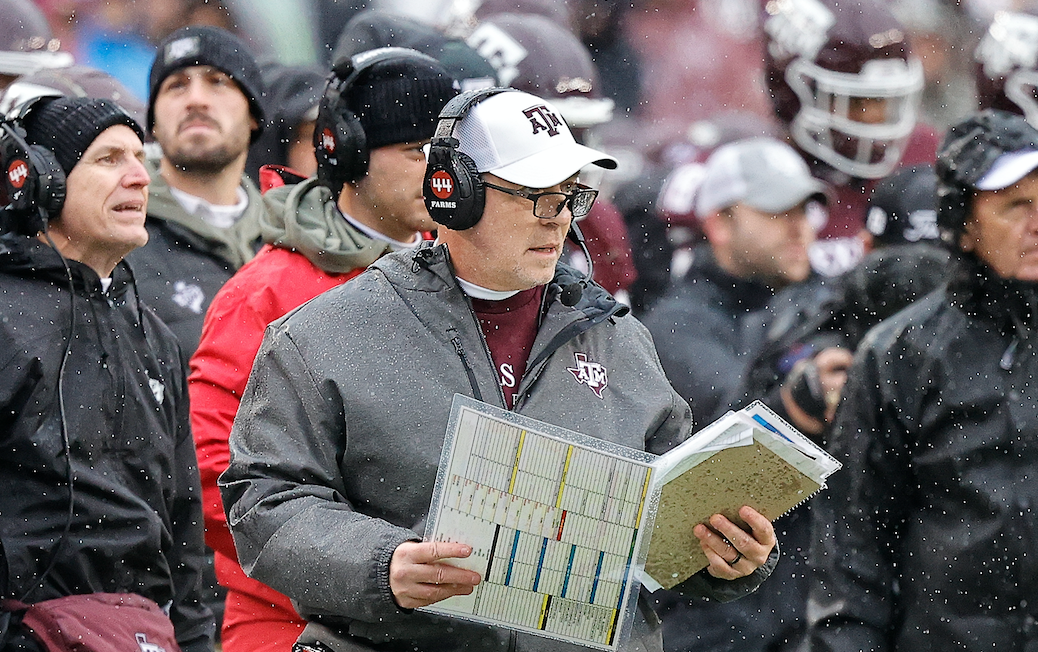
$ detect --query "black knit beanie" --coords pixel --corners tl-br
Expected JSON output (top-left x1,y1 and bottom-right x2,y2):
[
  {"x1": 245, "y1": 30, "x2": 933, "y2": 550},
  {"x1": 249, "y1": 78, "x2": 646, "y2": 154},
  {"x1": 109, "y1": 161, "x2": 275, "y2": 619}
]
[
  {"x1": 23, "y1": 96, "x2": 146, "y2": 175},
  {"x1": 346, "y1": 55, "x2": 458, "y2": 150},
  {"x1": 147, "y1": 25, "x2": 265, "y2": 137}
]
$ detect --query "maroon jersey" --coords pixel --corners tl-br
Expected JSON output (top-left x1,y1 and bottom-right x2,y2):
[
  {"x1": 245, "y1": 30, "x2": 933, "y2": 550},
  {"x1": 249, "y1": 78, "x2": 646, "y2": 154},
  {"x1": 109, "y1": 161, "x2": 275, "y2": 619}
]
[{"x1": 808, "y1": 123, "x2": 940, "y2": 276}]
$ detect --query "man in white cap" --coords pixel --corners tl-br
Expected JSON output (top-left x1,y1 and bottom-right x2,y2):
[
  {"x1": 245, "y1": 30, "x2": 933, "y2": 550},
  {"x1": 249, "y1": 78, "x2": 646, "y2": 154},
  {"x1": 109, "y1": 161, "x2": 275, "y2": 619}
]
[
  {"x1": 643, "y1": 137, "x2": 829, "y2": 428},
  {"x1": 805, "y1": 109, "x2": 1038, "y2": 651},
  {"x1": 220, "y1": 89, "x2": 778, "y2": 652}
]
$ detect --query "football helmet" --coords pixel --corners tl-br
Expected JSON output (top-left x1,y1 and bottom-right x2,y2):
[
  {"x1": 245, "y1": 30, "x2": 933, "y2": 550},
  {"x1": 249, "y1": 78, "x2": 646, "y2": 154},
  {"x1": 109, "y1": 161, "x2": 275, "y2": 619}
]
[
  {"x1": 763, "y1": 0, "x2": 924, "y2": 179},
  {"x1": 466, "y1": 12, "x2": 614, "y2": 128},
  {"x1": 975, "y1": 11, "x2": 1038, "y2": 128}
]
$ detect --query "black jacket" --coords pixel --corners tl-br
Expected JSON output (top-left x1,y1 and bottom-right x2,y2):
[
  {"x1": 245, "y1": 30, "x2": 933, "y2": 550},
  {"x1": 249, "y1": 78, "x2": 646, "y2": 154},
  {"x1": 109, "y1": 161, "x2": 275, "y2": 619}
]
[
  {"x1": 641, "y1": 245, "x2": 775, "y2": 428},
  {"x1": 0, "y1": 235, "x2": 213, "y2": 652},
  {"x1": 124, "y1": 167, "x2": 265, "y2": 354},
  {"x1": 806, "y1": 254, "x2": 1038, "y2": 651}
]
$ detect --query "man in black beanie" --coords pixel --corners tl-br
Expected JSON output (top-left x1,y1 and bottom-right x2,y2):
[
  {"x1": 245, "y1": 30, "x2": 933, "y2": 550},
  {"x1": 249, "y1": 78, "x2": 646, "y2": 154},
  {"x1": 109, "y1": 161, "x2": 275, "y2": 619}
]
[
  {"x1": 188, "y1": 47, "x2": 459, "y2": 652},
  {"x1": 0, "y1": 96, "x2": 213, "y2": 651},
  {"x1": 126, "y1": 24, "x2": 270, "y2": 356},
  {"x1": 805, "y1": 108, "x2": 1038, "y2": 651}
]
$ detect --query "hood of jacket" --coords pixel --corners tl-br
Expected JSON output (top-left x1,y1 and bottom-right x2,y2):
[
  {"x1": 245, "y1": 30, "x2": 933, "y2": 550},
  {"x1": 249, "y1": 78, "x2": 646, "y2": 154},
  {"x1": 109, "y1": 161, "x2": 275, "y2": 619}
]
[
  {"x1": 260, "y1": 177, "x2": 390, "y2": 274},
  {"x1": 145, "y1": 162, "x2": 264, "y2": 269}
]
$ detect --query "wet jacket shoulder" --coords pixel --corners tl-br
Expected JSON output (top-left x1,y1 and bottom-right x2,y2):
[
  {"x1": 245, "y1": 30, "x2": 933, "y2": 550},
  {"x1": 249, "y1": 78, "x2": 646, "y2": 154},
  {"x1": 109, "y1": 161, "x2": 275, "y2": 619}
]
[
  {"x1": 221, "y1": 243, "x2": 772, "y2": 652},
  {"x1": 806, "y1": 255, "x2": 1038, "y2": 652},
  {"x1": 125, "y1": 163, "x2": 266, "y2": 353},
  {"x1": 0, "y1": 235, "x2": 214, "y2": 652},
  {"x1": 641, "y1": 244, "x2": 774, "y2": 425}
]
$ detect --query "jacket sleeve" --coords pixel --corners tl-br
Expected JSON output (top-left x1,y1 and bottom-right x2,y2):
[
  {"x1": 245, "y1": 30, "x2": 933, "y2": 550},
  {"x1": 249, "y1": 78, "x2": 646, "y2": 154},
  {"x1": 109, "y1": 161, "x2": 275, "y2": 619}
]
[
  {"x1": 220, "y1": 325, "x2": 418, "y2": 624},
  {"x1": 188, "y1": 280, "x2": 279, "y2": 561},
  {"x1": 166, "y1": 346, "x2": 217, "y2": 652},
  {"x1": 803, "y1": 342, "x2": 913, "y2": 652}
]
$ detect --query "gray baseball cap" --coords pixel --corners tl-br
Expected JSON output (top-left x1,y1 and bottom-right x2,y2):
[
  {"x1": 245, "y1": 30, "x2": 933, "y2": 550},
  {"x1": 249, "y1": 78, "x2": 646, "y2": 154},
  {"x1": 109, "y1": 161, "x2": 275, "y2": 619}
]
[{"x1": 695, "y1": 137, "x2": 828, "y2": 216}]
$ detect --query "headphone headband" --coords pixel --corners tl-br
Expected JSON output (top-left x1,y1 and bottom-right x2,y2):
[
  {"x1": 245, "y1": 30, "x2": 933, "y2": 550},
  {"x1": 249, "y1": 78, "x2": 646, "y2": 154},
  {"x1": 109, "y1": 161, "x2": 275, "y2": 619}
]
[
  {"x1": 332, "y1": 46, "x2": 441, "y2": 89},
  {"x1": 431, "y1": 87, "x2": 508, "y2": 143}
]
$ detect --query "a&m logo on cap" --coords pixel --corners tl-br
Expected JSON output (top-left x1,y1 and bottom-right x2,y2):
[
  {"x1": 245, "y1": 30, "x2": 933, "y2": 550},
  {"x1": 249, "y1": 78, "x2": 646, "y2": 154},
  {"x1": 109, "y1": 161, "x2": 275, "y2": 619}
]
[
  {"x1": 429, "y1": 170, "x2": 454, "y2": 199},
  {"x1": 8, "y1": 159, "x2": 28, "y2": 189},
  {"x1": 524, "y1": 104, "x2": 563, "y2": 137},
  {"x1": 165, "y1": 36, "x2": 201, "y2": 64}
]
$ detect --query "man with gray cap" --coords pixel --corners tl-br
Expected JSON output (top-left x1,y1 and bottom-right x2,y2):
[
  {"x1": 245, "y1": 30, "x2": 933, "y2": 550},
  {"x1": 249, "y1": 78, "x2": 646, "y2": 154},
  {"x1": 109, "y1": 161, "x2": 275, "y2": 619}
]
[
  {"x1": 220, "y1": 88, "x2": 778, "y2": 652},
  {"x1": 0, "y1": 96, "x2": 212, "y2": 651},
  {"x1": 642, "y1": 137, "x2": 827, "y2": 428},
  {"x1": 126, "y1": 25, "x2": 269, "y2": 354},
  {"x1": 805, "y1": 109, "x2": 1038, "y2": 651}
]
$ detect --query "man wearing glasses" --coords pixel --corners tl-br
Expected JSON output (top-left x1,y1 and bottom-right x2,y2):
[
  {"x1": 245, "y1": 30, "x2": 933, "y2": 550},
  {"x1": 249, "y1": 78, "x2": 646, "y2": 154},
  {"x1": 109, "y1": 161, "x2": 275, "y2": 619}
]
[{"x1": 220, "y1": 89, "x2": 778, "y2": 652}]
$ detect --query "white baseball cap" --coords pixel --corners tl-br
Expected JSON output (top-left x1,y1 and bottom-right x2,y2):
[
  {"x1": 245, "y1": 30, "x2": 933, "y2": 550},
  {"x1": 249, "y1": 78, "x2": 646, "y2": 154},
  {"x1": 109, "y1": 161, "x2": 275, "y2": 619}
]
[
  {"x1": 455, "y1": 90, "x2": 617, "y2": 189},
  {"x1": 695, "y1": 137, "x2": 829, "y2": 216},
  {"x1": 975, "y1": 148, "x2": 1038, "y2": 190}
]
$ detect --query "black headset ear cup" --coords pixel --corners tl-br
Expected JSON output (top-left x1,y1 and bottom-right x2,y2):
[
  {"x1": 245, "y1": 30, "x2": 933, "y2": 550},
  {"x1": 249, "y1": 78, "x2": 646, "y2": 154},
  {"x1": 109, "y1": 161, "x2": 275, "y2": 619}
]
[
  {"x1": 424, "y1": 139, "x2": 485, "y2": 230},
  {"x1": 1, "y1": 119, "x2": 66, "y2": 236},
  {"x1": 314, "y1": 75, "x2": 368, "y2": 193},
  {"x1": 316, "y1": 47, "x2": 447, "y2": 195},
  {"x1": 422, "y1": 87, "x2": 507, "y2": 231}
]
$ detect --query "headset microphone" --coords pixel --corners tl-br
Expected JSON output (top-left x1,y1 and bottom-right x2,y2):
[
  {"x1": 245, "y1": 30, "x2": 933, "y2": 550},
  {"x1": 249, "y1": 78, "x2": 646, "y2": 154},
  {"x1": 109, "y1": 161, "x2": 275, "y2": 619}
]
[{"x1": 559, "y1": 221, "x2": 594, "y2": 307}]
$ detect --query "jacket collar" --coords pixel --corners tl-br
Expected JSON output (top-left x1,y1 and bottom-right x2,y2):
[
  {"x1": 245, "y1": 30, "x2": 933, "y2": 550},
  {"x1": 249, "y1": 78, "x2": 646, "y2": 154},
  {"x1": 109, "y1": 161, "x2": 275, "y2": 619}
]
[
  {"x1": 401, "y1": 242, "x2": 627, "y2": 319},
  {"x1": 145, "y1": 163, "x2": 264, "y2": 268},
  {"x1": 0, "y1": 233, "x2": 135, "y2": 299},
  {"x1": 948, "y1": 252, "x2": 1038, "y2": 338}
]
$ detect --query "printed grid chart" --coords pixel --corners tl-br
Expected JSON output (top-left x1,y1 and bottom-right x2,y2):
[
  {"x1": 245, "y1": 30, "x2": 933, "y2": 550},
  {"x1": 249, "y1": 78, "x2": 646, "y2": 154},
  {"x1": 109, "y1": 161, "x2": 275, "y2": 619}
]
[{"x1": 426, "y1": 406, "x2": 653, "y2": 649}]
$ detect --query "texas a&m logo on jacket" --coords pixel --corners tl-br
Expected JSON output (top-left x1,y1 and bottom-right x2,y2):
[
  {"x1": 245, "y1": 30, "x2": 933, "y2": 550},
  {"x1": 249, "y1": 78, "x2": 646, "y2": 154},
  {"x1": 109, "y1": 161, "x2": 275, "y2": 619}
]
[{"x1": 567, "y1": 352, "x2": 608, "y2": 398}]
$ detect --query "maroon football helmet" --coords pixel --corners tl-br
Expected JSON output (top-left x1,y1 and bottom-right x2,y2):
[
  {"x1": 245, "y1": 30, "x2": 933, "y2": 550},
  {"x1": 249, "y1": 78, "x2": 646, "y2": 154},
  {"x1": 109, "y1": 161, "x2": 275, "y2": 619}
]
[
  {"x1": 975, "y1": 10, "x2": 1038, "y2": 127},
  {"x1": 466, "y1": 12, "x2": 613, "y2": 129},
  {"x1": 763, "y1": 0, "x2": 923, "y2": 179}
]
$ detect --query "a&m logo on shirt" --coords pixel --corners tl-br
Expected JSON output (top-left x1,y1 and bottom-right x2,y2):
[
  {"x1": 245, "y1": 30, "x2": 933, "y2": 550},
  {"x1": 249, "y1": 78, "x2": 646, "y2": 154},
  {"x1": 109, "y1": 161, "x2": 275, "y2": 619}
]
[{"x1": 567, "y1": 352, "x2": 608, "y2": 398}]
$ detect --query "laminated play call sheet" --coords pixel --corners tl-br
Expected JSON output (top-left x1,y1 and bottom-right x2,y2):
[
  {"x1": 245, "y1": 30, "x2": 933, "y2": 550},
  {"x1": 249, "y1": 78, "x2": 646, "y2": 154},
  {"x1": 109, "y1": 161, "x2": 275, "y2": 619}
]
[{"x1": 421, "y1": 395, "x2": 657, "y2": 650}]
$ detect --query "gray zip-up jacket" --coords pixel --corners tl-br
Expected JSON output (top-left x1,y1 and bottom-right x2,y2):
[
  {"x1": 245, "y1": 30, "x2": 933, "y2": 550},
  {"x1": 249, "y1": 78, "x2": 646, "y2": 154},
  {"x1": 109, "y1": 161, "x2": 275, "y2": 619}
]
[{"x1": 221, "y1": 243, "x2": 774, "y2": 652}]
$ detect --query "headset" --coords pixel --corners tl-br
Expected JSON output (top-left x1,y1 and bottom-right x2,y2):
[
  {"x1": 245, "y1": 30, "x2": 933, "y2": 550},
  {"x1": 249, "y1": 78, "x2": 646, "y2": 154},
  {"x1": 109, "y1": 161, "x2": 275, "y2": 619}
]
[
  {"x1": 423, "y1": 87, "x2": 508, "y2": 231},
  {"x1": 314, "y1": 46, "x2": 442, "y2": 193},
  {"x1": 423, "y1": 87, "x2": 598, "y2": 306},
  {"x1": 0, "y1": 95, "x2": 66, "y2": 236}
]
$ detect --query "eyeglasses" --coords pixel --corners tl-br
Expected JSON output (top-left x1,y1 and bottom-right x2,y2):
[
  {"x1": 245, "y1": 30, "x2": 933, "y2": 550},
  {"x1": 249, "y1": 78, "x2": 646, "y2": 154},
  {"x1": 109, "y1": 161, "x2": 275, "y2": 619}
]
[{"x1": 482, "y1": 181, "x2": 599, "y2": 218}]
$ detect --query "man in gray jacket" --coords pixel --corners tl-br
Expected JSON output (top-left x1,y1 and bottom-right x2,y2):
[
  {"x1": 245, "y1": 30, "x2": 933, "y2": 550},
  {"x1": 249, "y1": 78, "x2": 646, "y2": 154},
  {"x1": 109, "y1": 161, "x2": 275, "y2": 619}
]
[{"x1": 221, "y1": 88, "x2": 778, "y2": 652}]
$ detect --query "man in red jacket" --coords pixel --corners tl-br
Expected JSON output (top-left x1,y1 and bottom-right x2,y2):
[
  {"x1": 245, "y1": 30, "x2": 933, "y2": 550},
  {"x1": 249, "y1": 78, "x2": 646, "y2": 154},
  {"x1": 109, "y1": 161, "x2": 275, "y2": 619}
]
[{"x1": 187, "y1": 47, "x2": 458, "y2": 652}]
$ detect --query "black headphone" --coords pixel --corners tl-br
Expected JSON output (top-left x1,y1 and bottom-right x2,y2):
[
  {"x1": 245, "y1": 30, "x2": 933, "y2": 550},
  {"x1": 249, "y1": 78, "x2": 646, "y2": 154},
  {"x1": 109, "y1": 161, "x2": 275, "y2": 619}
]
[
  {"x1": 314, "y1": 47, "x2": 441, "y2": 193},
  {"x1": 0, "y1": 95, "x2": 66, "y2": 236},
  {"x1": 423, "y1": 87, "x2": 508, "y2": 231}
]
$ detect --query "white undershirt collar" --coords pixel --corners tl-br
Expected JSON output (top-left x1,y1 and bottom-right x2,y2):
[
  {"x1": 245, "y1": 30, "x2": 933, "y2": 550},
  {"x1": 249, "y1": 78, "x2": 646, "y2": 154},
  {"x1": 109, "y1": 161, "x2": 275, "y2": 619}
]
[
  {"x1": 456, "y1": 277, "x2": 519, "y2": 300},
  {"x1": 168, "y1": 185, "x2": 249, "y2": 229},
  {"x1": 338, "y1": 208, "x2": 423, "y2": 251}
]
